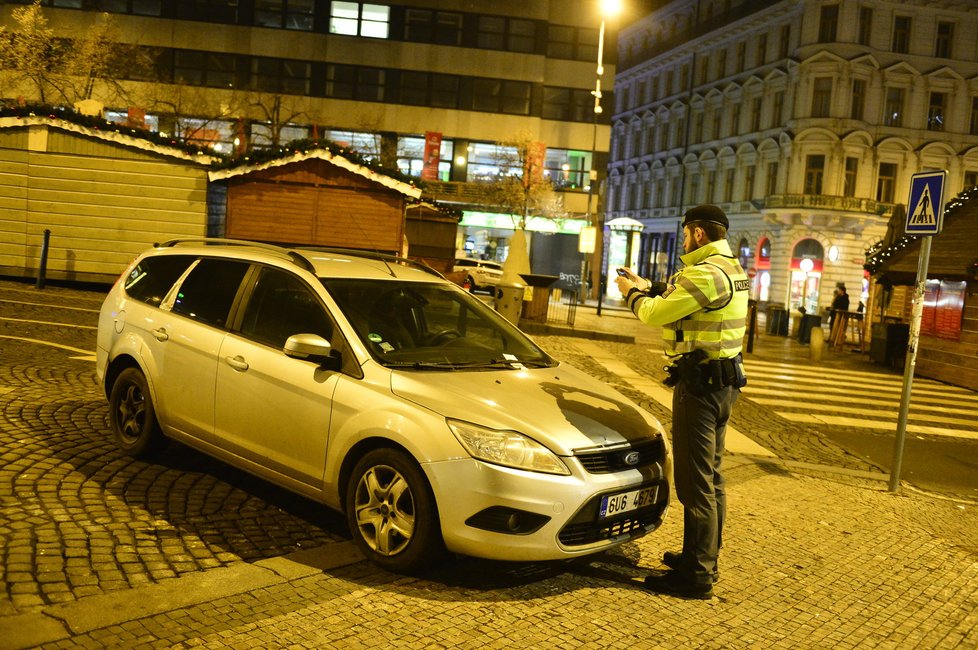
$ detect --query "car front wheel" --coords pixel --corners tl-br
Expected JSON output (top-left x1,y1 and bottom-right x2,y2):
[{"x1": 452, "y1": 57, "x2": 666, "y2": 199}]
[
  {"x1": 109, "y1": 367, "x2": 167, "y2": 459},
  {"x1": 346, "y1": 448, "x2": 444, "y2": 574}
]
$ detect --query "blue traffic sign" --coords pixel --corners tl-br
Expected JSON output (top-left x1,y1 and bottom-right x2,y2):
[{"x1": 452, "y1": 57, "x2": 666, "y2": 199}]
[{"x1": 905, "y1": 171, "x2": 946, "y2": 236}]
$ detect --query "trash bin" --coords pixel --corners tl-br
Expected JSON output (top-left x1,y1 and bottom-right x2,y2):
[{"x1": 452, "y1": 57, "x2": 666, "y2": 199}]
[
  {"x1": 494, "y1": 281, "x2": 525, "y2": 325},
  {"x1": 766, "y1": 305, "x2": 788, "y2": 336},
  {"x1": 797, "y1": 313, "x2": 822, "y2": 344}
]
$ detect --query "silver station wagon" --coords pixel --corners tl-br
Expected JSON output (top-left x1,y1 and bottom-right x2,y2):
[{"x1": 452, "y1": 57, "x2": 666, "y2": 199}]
[{"x1": 96, "y1": 240, "x2": 671, "y2": 573}]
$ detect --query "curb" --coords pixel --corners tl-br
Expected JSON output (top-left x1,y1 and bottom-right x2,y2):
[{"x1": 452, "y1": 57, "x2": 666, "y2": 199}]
[{"x1": 0, "y1": 542, "x2": 364, "y2": 650}]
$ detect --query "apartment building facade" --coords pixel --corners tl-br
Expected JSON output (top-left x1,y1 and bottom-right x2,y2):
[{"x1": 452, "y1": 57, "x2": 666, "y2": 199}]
[
  {"x1": 1, "y1": 0, "x2": 628, "y2": 290},
  {"x1": 609, "y1": 0, "x2": 978, "y2": 314}
]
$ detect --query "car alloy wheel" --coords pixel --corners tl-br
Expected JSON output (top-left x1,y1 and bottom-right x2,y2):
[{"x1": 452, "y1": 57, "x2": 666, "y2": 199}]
[
  {"x1": 109, "y1": 367, "x2": 166, "y2": 459},
  {"x1": 346, "y1": 448, "x2": 444, "y2": 573}
]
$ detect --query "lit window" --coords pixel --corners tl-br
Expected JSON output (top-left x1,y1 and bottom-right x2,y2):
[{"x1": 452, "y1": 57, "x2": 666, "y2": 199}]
[{"x1": 330, "y1": 2, "x2": 389, "y2": 39}]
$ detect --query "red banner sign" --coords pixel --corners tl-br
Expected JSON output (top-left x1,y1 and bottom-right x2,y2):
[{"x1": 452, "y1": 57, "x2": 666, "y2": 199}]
[{"x1": 421, "y1": 131, "x2": 442, "y2": 181}]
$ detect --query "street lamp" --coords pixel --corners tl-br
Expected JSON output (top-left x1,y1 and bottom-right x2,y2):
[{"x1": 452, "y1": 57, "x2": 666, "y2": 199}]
[{"x1": 581, "y1": 0, "x2": 622, "y2": 306}]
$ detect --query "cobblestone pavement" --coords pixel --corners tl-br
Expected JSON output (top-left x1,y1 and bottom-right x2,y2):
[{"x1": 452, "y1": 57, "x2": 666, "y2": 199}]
[{"x1": 2, "y1": 279, "x2": 977, "y2": 648}]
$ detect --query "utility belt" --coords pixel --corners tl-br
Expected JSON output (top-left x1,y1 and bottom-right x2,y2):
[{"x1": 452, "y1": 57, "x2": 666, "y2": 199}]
[{"x1": 663, "y1": 349, "x2": 747, "y2": 396}]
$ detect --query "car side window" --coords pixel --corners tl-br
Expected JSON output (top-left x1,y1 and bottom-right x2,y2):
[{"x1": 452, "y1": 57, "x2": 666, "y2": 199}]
[
  {"x1": 239, "y1": 267, "x2": 334, "y2": 349},
  {"x1": 124, "y1": 255, "x2": 194, "y2": 307},
  {"x1": 171, "y1": 258, "x2": 249, "y2": 328}
]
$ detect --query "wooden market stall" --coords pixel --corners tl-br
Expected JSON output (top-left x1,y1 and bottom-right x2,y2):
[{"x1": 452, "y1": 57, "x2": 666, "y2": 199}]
[
  {"x1": 864, "y1": 187, "x2": 978, "y2": 390},
  {"x1": 209, "y1": 148, "x2": 422, "y2": 255},
  {"x1": 0, "y1": 113, "x2": 217, "y2": 284}
]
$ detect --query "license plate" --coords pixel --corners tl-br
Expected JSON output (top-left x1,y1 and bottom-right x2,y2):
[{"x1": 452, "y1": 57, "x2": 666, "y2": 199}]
[{"x1": 599, "y1": 486, "x2": 658, "y2": 519}]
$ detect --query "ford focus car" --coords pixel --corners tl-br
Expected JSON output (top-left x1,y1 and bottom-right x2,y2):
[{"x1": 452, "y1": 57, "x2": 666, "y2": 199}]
[{"x1": 96, "y1": 240, "x2": 671, "y2": 573}]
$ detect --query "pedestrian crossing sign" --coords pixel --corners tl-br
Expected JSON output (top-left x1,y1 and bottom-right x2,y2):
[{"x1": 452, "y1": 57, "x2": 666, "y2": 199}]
[{"x1": 905, "y1": 170, "x2": 946, "y2": 236}]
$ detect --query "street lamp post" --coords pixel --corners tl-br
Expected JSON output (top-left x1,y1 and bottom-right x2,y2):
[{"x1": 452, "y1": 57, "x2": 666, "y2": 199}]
[{"x1": 585, "y1": 0, "x2": 621, "y2": 313}]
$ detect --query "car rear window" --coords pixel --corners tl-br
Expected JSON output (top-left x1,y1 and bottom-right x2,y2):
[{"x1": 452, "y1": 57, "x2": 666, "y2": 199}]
[
  {"x1": 172, "y1": 259, "x2": 250, "y2": 328},
  {"x1": 124, "y1": 255, "x2": 194, "y2": 307}
]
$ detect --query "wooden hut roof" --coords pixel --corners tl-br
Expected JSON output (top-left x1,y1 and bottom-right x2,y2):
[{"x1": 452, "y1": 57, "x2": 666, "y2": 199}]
[{"x1": 209, "y1": 148, "x2": 422, "y2": 199}]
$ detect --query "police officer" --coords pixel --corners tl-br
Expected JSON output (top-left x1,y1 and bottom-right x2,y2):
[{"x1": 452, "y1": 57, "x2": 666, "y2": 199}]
[{"x1": 615, "y1": 204, "x2": 749, "y2": 600}]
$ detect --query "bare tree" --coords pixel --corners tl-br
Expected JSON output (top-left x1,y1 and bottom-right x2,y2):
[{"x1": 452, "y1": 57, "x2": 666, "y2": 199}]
[
  {"x1": 245, "y1": 92, "x2": 311, "y2": 147},
  {"x1": 0, "y1": 1, "x2": 152, "y2": 107},
  {"x1": 0, "y1": 1, "x2": 63, "y2": 103},
  {"x1": 476, "y1": 130, "x2": 566, "y2": 230}
]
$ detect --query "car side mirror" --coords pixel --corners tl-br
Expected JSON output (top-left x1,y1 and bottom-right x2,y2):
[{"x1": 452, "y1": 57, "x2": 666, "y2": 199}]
[{"x1": 284, "y1": 333, "x2": 341, "y2": 370}]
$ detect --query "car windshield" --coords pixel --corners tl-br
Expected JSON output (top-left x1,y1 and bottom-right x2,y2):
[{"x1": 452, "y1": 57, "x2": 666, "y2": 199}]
[{"x1": 321, "y1": 279, "x2": 555, "y2": 370}]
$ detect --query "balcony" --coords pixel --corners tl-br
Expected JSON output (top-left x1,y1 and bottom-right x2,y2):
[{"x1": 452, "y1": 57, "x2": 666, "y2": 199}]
[{"x1": 761, "y1": 194, "x2": 894, "y2": 217}]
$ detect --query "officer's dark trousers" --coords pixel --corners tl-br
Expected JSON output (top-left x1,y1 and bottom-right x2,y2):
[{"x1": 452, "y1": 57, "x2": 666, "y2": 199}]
[{"x1": 671, "y1": 379, "x2": 739, "y2": 585}]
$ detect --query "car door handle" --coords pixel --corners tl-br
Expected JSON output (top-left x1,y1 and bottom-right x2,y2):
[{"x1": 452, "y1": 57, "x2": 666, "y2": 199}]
[
  {"x1": 152, "y1": 328, "x2": 169, "y2": 342},
  {"x1": 225, "y1": 355, "x2": 249, "y2": 372}
]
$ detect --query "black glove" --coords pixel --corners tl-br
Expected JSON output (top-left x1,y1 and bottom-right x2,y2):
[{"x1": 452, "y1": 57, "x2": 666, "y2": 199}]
[{"x1": 645, "y1": 281, "x2": 668, "y2": 298}]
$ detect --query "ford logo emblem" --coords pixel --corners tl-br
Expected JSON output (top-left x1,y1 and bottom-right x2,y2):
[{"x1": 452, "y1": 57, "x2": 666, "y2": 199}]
[{"x1": 623, "y1": 451, "x2": 641, "y2": 466}]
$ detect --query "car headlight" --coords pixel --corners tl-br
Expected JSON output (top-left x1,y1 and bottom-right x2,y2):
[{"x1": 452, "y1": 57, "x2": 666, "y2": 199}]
[{"x1": 447, "y1": 419, "x2": 570, "y2": 476}]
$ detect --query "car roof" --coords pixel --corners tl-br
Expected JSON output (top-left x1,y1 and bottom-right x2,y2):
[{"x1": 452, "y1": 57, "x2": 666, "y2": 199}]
[{"x1": 151, "y1": 239, "x2": 444, "y2": 283}]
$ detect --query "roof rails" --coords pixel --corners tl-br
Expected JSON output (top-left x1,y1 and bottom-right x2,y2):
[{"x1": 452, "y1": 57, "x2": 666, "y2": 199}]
[
  {"x1": 153, "y1": 238, "x2": 444, "y2": 279},
  {"x1": 295, "y1": 246, "x2": 445, "y2": 279},
  {"x1": 154, "y1": 238, "x2": 315, "y2": 273}
]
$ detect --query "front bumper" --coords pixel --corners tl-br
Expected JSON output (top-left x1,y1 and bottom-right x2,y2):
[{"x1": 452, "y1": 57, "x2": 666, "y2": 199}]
[{"x1": 425, "y1": 456, "x2": 669, "y2": 562}]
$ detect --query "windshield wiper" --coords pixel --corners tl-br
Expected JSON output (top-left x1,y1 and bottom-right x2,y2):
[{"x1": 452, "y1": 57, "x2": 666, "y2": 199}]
[{"x1": 386, "y1": 358, "x2": 525, "y2": 370}]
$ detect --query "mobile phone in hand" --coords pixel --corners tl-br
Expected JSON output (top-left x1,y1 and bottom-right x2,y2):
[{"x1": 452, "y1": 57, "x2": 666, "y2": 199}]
[{"x1": 616, "y1": 268, "x2": 629, "y2": 277}]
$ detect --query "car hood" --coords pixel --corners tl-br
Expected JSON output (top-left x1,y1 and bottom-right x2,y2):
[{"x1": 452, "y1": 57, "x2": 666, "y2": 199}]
[{"x1": 390, "y1": 362, "x2": 661, "y2": 454}]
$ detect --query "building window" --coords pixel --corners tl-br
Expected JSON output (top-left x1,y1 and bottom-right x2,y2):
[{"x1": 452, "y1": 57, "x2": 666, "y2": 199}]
[
  {"x1": 779, "y1": 24, "x2": 791, "y2": 58},
  {"x1": 693, "y1": 112, "x2": 704, "y2": 142},
  {"x1": 542, "y1": 87, "x2": 592, "y2": 122},
  {"x1": 477, "y1": 16, "x2": 536, "y2": 53},
  {"x1": 928, "y1": 92, "x2": 946, "y2": 131},
  {"x1": 325, "y1": 64, "x2": 386, "y2": 101},
  {"x1": 965, "y1": 171, "x2": 978, "y2": 190},
  {"x1": 858, "y1": 7, "x2": 873, "y2": 46},
  {"x1": 750, "y1": 96, "x2": 762, "y2": 131},
  {"x1": 472, "y1": 78, "x2": 531, "y2": 115},
  {"x1": 804, "y1": 155, "x2": 825, "y2": 195},
  {"x1": 736, "y1": 41, "x2": 745, "y2": 72},
  {"x1": 935, "y1": 22, "x2": 954, "y2": 58},
  {"x1": 877, "y1": 162, "x2": 897, "y2": 203},
  {"x1": 252, "y1": 57, "x2": 310, "y2": 95},
  {"x1": 811, "y1": 77, "x2": 832, "y2": 118},
  {"x1": 404, "y1": 9, "x2": 462, "y2": 46},
  {"x1": 94, "y1": 0, "x2": 162, "y2": 15},
  {"x1": 771, "y1": 90, "x2": 785, "y2": 127},
  {"x1": 970, "y1": 97, "x2": 978, "y2": 136},
  {"x1": 723, "y1": 169, "x2": 734, "y2": 202},
  {"x1": 175, "y1": 0, "x2": 236, "y2": 22},
  {"x1": 818, "y1": 4, "x2": 839, "y2": 43},
  {"x1": 329, "y1": 2, "x2": 390, "y2": 38},
  {"x1": 843, "y1": 157, "x2": 858, "y2": 197},
  {"x1": 254, "y1": 0, "x2": 314, "y2": 30},
  {"x1": 892, "y1": 16, "x2": 911, "y2": 54},
  {"x1": 884, "y1": 87, "x2": 904, "y2": 127},
  {"x1": 757, "y1": 33, "x2": 767, "y2": 66},
  {"x1": 395, "y1": 71, "x2": 460, "y2": 109},
  {"x1": 547, "y1": 24, "x2": 598, "y2": 62},
  {"x1": 688, "y1": 173, "x2": 700, "y2": 204},
  {"x1": 850, "y1": 79, "x2": 866, "y2": 120},
  {"x1": 766, "y1": 161, "x2": 778, "y2": 195},
  {"x1": 730, "y1": 103, "x2": 741, "y2": 137},
  {"x1": 744, "y1": 164, "x2": 755, "y2": 200},
  {"x1": 717, "y1": 49, "x2": 727, "y2": 78},
  {"x1": 173, "y1": 50, "x2": 238, "y2": 88}
]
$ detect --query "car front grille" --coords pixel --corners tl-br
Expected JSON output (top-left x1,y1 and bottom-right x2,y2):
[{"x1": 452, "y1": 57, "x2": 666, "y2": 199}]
[
  {"x1": 558, "y1": 483, "x2": 668, "y2": 547},
  {"x1": 574, "y1": 438, "x2": 664, "y2": 474}
]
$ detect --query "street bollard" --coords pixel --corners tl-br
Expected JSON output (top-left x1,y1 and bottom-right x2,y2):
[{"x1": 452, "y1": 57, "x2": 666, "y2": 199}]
[
  {"x1": 36, "y1": 229, "x2": 51, "y2": 290},
  {"x1": 809, "y1": 325, "x2": 825, "y2": 362},
  {"x1": 494, "y1": 281, "x2": 525, "y2": 325}
]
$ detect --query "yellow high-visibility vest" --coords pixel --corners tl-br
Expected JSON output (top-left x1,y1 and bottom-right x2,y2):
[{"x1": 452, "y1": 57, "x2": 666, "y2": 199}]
[{"x1": 626, "y1": 239, "x2": 749, "y2": 360}]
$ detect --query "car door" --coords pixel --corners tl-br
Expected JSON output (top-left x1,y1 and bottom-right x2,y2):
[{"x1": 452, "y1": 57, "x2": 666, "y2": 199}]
[
  {"x1": 213, "y1": 266, "x2": 341, "y2": 488},
  {"x1": 150, "y1": 257, "x2": 250, "y2": 440}
]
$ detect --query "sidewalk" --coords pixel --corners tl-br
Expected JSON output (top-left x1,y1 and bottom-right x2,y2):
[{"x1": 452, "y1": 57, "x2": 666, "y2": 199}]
[{"x1": 3, "y1": 284, "x2": 977, "y2": 648}]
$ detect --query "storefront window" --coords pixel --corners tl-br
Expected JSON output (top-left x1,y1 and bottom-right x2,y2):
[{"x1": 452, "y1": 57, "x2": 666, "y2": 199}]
[
  {"x1": 789, "y1": 238, "x2": 823, "y2": 313},
  {"x1": 396, "y1": 136, "x2": 453, "y2": 180}
]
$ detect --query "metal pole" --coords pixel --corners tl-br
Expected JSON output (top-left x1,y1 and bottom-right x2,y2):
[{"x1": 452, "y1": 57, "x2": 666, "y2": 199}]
[
  {"x1": 888, "y1": 236, "x2": 932, "y2": 492},
  {"x1": 36, "y1": 229, "x2": 51, "y2": 290}
]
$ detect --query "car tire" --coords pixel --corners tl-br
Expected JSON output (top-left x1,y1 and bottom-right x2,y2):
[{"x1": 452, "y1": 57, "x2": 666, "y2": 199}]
[
  {"x1": 109, "y1": 367, "x2": 167, "y2": 459},
  {"x1": 346, "y1": 448, "x2": 445, "y2": 574}
]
